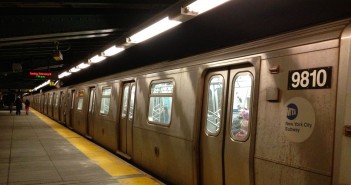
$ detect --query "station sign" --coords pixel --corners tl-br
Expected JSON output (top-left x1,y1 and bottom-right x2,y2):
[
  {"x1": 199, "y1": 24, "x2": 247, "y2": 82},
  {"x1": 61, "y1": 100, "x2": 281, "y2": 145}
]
[{"x1": 27, "y1": 71, "x2": 58, "y2": 80}]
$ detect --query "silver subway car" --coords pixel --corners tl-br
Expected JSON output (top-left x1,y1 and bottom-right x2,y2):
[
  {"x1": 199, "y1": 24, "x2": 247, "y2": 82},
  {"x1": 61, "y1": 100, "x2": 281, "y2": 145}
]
[{"x1": 27, "y1": 19, "x2": 351, "y2": 185}]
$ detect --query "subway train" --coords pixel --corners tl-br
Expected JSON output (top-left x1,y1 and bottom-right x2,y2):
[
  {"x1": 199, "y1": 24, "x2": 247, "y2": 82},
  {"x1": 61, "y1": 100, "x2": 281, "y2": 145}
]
[{"x1": 26, "y1": 19, "x2": 351, "y2": 185}]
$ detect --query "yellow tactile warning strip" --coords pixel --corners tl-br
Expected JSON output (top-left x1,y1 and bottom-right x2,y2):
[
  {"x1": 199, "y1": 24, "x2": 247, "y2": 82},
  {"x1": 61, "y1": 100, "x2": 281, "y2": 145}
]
[{"x1": 31, "y1": 109, "x2": 162, "y2": 185}]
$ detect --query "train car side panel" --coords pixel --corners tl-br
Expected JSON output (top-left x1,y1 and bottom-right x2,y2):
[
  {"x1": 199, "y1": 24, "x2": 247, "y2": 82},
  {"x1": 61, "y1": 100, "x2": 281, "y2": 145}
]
[
  {"x1": 72, "y1": 86, "x2": 89, "y2": 136},
  {"x1": 93, "y1": 81, "x2": 118, "y2": 151},
  {"x1": 133, "y1": 70, "x2": 199, "y2": 185},
  {"x1": 254, "y1": 43, "x2": 338, "y2": 184},
  {"x1": 334, "y1": 22, "x2": 351, "y2": 185}
]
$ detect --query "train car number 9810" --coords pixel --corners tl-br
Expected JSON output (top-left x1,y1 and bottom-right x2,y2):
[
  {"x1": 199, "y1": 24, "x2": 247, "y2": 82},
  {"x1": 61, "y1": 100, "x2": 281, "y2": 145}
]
[{"x1": 288, "y1": 67, "x2": 332, "y2": 90}]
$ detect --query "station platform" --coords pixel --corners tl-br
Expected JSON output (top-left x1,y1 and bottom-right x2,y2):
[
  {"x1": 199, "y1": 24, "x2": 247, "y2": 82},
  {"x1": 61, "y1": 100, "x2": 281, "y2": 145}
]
[{"x1": 0, "y1": 109, "x2": 163, "y2": 185}]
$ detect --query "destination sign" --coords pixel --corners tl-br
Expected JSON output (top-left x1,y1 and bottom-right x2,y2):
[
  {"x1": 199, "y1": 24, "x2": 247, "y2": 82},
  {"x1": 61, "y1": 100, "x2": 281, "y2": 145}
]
[{"x1": 27, "y1": 71, "x2": 58, "y2": 80}]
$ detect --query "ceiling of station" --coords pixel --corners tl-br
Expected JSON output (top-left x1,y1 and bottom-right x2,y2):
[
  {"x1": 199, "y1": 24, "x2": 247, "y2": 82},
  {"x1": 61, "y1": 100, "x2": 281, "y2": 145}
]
[
  {"x1": 0, "y1": 0, "x2": 180, "y2": 90},
  {"x1": 0, "y1": 0, "x2": 351, "y2": 92}
]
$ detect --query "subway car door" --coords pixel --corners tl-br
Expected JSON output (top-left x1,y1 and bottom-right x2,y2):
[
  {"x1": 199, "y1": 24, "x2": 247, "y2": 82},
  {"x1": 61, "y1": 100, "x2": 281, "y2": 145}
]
[
  {"x1": 200, "y1": 65, "x2": 257, "y2": 185},
  {"x1": 68, "y1": 90, "x2": 75, "y2": 129},
  {"x1": 59, "y1": 92, "x2": 65, "y2": 123},
  {"x1": 117, "y1": 82, "x2": 136, "y2": 159},
  {"x1": 86, "y1": 87, "x2": 96, "y2": 139},
  {"x1": 40, "y1": 94, "x2": 45, "y2": 112}
]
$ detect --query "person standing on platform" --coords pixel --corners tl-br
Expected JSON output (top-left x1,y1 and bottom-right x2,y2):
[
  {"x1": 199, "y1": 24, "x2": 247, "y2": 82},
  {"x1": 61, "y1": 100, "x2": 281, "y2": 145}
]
[
  {"x1": 24, "y1": 99, "x2": 30, "y2": 115},
  {"x1": 15, "y1": 96, "x2": 22, "y2": 116}
]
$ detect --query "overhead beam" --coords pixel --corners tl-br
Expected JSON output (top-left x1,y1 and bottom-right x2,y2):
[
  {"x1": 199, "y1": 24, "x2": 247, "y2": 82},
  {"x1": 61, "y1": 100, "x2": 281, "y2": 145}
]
[{"x1": 0, "y1": 28, "x2": 122, "y2": 47}]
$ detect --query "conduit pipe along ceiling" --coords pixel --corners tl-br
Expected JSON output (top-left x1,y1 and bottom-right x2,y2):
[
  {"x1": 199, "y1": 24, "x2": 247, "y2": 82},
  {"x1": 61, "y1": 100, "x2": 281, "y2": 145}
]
[{"x1": 35, "y1": 0, "x2": 230, "y2": 91}]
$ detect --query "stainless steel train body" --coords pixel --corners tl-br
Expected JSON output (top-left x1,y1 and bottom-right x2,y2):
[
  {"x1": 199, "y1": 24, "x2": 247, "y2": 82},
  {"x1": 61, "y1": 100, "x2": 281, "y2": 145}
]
[{"x1": 26, "y1": 20, "x2": 351, "y2": 185}]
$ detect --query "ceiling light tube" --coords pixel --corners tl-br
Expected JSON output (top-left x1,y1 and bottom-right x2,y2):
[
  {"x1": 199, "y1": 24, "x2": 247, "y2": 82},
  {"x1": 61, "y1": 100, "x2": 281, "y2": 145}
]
[
  {"x1": 185, "y1": 0, "x2": 229, "y2": 15},
  {"x1": 77, "y1": 62, "x2": 90, "y2": 69},
  {"x1": 58, "y1": 71, "x2": 71, "y2": 79},
  {"x1": 69, "y1": 67, "x2": 81, "y2": 73},
  {"x1": 89, "y1": 55, "x2": 106, "y2": 63},
  {"x1": 33, "y1": 80, "x2": 51, "y2": 91},
  {"x1": 102, "y1": 45, "x2": 125, "y2": 56},
  {"x1": 127, "y1": 17, "x2": 181, "y2": 44}
]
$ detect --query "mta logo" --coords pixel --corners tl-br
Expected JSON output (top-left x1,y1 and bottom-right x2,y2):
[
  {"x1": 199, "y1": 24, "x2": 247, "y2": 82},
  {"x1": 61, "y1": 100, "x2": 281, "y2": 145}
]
[{"x1": 287, "y1": 103, "x2": 298, "y2": 120}]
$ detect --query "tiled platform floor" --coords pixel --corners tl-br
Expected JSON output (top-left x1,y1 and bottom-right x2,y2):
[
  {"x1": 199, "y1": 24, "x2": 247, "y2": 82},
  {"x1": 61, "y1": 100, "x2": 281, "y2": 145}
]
[{"x1": 0, "y1": 109, "x2": 162, "y2": 185}]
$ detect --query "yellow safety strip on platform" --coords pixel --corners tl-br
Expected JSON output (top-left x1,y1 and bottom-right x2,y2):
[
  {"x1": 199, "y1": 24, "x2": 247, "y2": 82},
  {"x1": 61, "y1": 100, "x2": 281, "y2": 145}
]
[
  {"x1": 31, "y1": 109, "x2": 161, "y2": 185},
  {"x1": 118, "y1": 176, "x2": 161, "y2": 185}
]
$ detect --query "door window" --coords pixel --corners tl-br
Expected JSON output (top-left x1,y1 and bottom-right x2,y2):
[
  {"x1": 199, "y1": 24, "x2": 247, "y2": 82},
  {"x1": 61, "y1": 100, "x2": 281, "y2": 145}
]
[
  {"x1": 121, "y1": 85, "x2": 130, "y2": 118},
  {"x1": 49, "y1": 93, "x2": 53, "y2": 105},
  {"x1": 128, "y1": 84, "x2": 136, "y2": 119},
  {"x1": 71, "y1": 91, "x2": 75, "y2": 109},
  {"x1": 231, "y1": 72, "x2": 253, "y2": 141},
  {"x1": 55, "y1": 93, "x2": 59, "y2": 106},
  {"x1": 89, "y1": 89, "x2": 96, "y2": 113},
  {"x1": 205, "y1": 75, "x2": 224, "y2": 135},
  {"x1": 77, "y1": 97, "x2": 84, "y2": 110}
]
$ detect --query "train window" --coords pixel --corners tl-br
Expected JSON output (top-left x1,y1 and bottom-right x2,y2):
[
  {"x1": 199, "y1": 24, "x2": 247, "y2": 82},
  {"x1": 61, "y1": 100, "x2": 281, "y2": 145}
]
[
  {"x1": 128, "y1": 84, "x2": 136, "y2": 119},
  {"x1": 71, "y1": 91, "x2": 75, "y2": 109},
  {"x1": 55, "y1": 93, "x2": 59, "y2": 106},
  {"x1": 148, "y1": 81, "x2": 174, "y2": 125},
  {"x1": 100, "y1": 87, "x2": 111, "y2": 114},
  {"x1": 121, "y1": 85, "x2": 130, "y2": 118},
  {"x1": 89, "y1": 90, "x2": 95, "y2": 112},
  {"x1": 205, "y1": 75, "x2": 224, "y2": 135},
  {"x1": 49, "y1": 93, "x2": 53, "y2": 105},
  {"x1": 77, "y1": 97, "x2": 84, "y2": 110},
  {"x1": 231, "y1": 72, "x2": 253, "y2": 142}
]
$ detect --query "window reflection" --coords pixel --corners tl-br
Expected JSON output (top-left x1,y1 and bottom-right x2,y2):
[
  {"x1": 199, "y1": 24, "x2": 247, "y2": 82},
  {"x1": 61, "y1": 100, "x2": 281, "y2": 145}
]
[
  {"x1": 100, "y1": 87, "x2": 111, "y2": 114},
  {"x1": 231, "y1": 72, "x2": 252, "y2": 141},
  {"x1": 129, "y1": 84, "x2": 136, "y2": 119},
  {"x1": 77, "y1": 97, "x2": 84, "y2": 110},
  {"x1": 206, "y1": 75, "x2": 223, "y2": 135},
  {"x1": 148, "y1": 81, "x2": 173, "y2": 125},
  {"x1": 122, "y1": 85, "x2": 130, "y2": 118}
]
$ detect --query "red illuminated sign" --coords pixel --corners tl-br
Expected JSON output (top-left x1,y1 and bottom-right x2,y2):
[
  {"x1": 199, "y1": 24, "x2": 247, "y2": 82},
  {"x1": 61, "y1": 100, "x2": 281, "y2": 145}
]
[{"x1": 28, "y1": 71, "x2": 57, "y2": 79}]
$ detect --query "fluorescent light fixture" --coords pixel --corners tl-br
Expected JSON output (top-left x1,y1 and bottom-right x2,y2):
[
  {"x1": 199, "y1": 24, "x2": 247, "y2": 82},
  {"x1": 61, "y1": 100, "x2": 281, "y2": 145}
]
[
  {"x1": 69, "y1": 67, "x2": 81, "y2": 73},
  {"x1": 89, "y1": 55, "x2": 106, "y2": 63},
  {"x1": 185, "y1": 0, "x2": 229, "y2": 14},
  {"x1": 102, "y1": 45, "x2": 125, "y2": 56},
  {"x1": 58, "y1": 71, "x2": 72, "y2": 79},
  {"x1": 127, "y1": 17, "x2": 181, "y2": 44},
  {"x1": 77, "y1": 62, "x2": 90, "y2": 69},
  {"x1": 33, "y1": 80, "x2": 51, "y2": 91}
]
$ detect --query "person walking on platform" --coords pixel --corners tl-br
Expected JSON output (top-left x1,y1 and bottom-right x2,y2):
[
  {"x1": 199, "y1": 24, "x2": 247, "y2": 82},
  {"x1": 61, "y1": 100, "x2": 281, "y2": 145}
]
[
  {"x1": 15, "y1": 96, "x2": 22, "y2": 116},
  {"x1": 24, "y1": 99, "x2": 30, "y2": 115}
]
